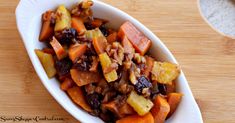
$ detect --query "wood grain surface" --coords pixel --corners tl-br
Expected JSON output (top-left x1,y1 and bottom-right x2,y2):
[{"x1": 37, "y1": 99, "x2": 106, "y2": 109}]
[{"x1": 0, "y1": 0, "x2": 234, "y2": 123}]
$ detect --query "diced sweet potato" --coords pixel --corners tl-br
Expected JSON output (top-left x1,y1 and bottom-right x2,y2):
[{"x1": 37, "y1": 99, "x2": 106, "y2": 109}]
[
  {"x1": 121, "y1": 36, "x2": 135, "y2": 55},
  {"x1": 116, "y1": 112, "x2": 154, "y2": 123},
  {"x1": 143, "y1": 56, "x2": 154, "y2": 78},
  {"x1": 151, "y1": 62, "x2": 180, "y2": 84},
  {"x1": 39, "y1": 10, "x2": 55, "y2": 41},
  {"x1": 91, "y1": 18, "x2": 103, "y2": 28},
  {"x1": 55, "y1": 5, "x2": 71, "y2": 31},
  {"x1": 127, "y1": 91, "x2": 153, "y2": 116},
  {"x1": 107, "y1": 32, "x2": 117, "y2": 43},
  {"x1": 60, "y1": 78, "x2": 74, "y2": 91},
  {"x1": 70, "y1": 69, "x2": 101, "y2": 86},
  {"x1": 68, "y1": 44, "x2": 87, "y2": 62},
  {"x1": 93, "y1": 37, "x2": 108, "y2": 55},
  {"x1": 35, "y1": 49, "x2": 56, "y2": 78},
  {"x1": 71, "y1": 17, "x2": 86, "y2": 35},
  {"x1": 58, "y1": 73, "x2": 71, "y2": 82},
  {"x1": 102, "y1": 101, "x2": 121, "y2": 118},
  {"x1": 99, "y1": 53, "x2": 118, "y2": 82},
  {"x1": 118, "y1": 21, "x2": 151, "y2": 55},
  {"x1": 50, "y1": 37, "x2": 67, "y2": 60},
  {"x1": 42, "y1": 48, "x2": 55, "y2": 55},
  {"x1": 67, "y1": 86, "x2": 92, "y2": 112},
  {"x1": 167, "y1": 93, "x2": 183, "y2": 117},
  {"x1": 166, "y1": 81, "x2": 176, "y2": 94},
  {"x1": 119, "y1": 103, "x2": 136, "y2": 116},
  {"x1": 151, "y1": 95, "x2": 170, "y2": 123}
]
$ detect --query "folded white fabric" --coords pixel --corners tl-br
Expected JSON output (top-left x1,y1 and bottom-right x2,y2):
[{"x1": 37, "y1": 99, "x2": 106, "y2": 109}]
[{"x1": 199, "y1": 0, "x2": 235, "y2": 37}]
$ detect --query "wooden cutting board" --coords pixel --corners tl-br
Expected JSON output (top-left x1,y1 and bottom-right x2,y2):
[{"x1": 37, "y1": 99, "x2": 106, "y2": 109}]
[{"x1": 1, "y1": 0, "x2": 234, "y2": 122}]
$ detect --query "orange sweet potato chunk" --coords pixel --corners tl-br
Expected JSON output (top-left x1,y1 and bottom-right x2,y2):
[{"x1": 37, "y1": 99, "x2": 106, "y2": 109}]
[
  {"x1": 91, "y1": 18, "x2": 103, "y2": 28},
  {"x1": 70, "y1": 69, "x2": 101, "y2": 86},
  {"x1": 119, "y1": 103, "x2": 136, "y2": 116},
  {"x1": 60, "y1": 78, "x2": 74, "y2": 91},
  {"x1": 166, "y1": 81, "x2": 176, "y2": 94},
  {"x1": 39, "y1": 10, "x2": 54, "y2": 41},
  {"x1": 102, "y1": 101, "x2": 121, "y2": 117},
  {"x1": 118, "y1": 21, "x2": 151, "y2": 55},
  {"x1": 116, "y1": 112, "x2": 154, "y2": 123},
  {"x1": 50, "y1": 37, "x2": 67, "y2": 60},
  {"x1": 67, "y1": 86, "x2": 92, "y2": 112},
  {"x1": 107, "y1": 32, "x2": 118, "y2": 43},
  {"x1": 121, "y1": 36, "x2": 135, "y2": 55},
  {"x1": 167, "y1": 93, "x2": 183, "y2": 117},
  {"x1": 93, "y1": 37, "x2": 108, "y2": 55},
  {"x1": 42, "y1": 48, "x2": 55, "y2": 55},
  {"x1": 151, "y1": 95, "x2": 170, "y2": 123},
  {"x1": 71, "y1": 17, "x2": 86, "y2": 35},
  {"x1": 68, "y1": 44, "x2": 87, "y2": 63}
]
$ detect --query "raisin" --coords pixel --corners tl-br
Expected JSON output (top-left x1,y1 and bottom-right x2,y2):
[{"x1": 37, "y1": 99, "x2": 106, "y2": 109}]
[
  {"x1": 73, "y1": 55, "x2": 92, "y2": 71},
  {"x1": 84, "y1": 22, "x2": 94, "y2": 30},
  {"x1": 73, "y1": 61, "x2": 90, "y2": 71},
  {"x1": 151, "y1": 83, "x2": 159, "y2": 95},
  {"x1": 55, "y1": 28, "x2": 78, "y2": 44},
  {"x1": 134, "y1": 76, "x2": 152, "y2": 94},
  {"x1": 158, "y1": 83, "x2": 167, "y2": 95},
  {"x1": 86, "y1": 42, "x2": 97, "y2": 56},
  {"x1": 84, "y1": 83, "x2": 96, "y2": 95},
  {"x1": 86, "y1": 93, "x2": 102, "y2": 109},
  {"x1": 89, "y1": 109, "x2": 100, "y2": 116},
  {"x1": 55, "y1": 58, "x2": 72, "y2": 76},
  {"x1": 99, "y1": 25, "x2": 108, "y2": 37},
  {"x1": 77, "y1": 36, "x2": 92, "y2": 42},
  {"x1": 99, "y1": 112, "x2": 115, "y2": 122}
]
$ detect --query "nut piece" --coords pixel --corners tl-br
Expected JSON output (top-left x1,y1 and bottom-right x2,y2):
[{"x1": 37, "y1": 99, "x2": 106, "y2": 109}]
[
  {"x1": 133, "y1": 53, "x2": 146, "y2": 64},
  {"x1": 134, "y1": 53, "x2": 142, "y2": 64},
  {"x1": 123, "y1": 61, "x2": 132, "y2": 70},
  {"x1": 142, "y1": 88, "x2": 151, "y2": 97},
  {"x1": 129, "y1": 71, "x2": 137, "y2": 85},
  {"x1": 112, "y1": 42, "x2": 119, "y2": 49},
  {"x1": 141, "y1": 57, "x2": 146, "y2": 64}
]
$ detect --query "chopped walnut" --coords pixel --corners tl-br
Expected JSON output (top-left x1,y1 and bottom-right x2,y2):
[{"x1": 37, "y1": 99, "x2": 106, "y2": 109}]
[
  {"x1": 142, "y1": 87, "x2": 151, "y2": 97},
  {"x1": 106, "y1": 42, "x2": 124, "y2": 65},
  {"x1": 129, "y1": 71, "x2": 137, "y2": 85},
  {"x1": 71, "y1": 0, "x2": 93, "y2": 21},
  {"x1": 133, "y1": 53, "x2": 146, "y2": 64},
  {"x1": 113, "y1": 42, "x2": 124, "y2": 65},
  {"x1": 89, "y1": 56, "x2": 99, "y2": 72},
  {"x1": 123, "y1": 60, "x2": 132, "y2": 70},
  {"x1": 81, "y1": 0, "x2": 93, "y2": 9},
  {"x1": 133, "y1": 53, "x2": 141, "y2": 64},
  {"x1": 85, "y1": 83, "x2": 96, "y2": 94}
]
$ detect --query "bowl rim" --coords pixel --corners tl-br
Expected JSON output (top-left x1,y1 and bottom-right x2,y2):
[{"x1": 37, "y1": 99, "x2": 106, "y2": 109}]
[{"x1": 15, "y1": 0, "x2": 203, "y2": 123}]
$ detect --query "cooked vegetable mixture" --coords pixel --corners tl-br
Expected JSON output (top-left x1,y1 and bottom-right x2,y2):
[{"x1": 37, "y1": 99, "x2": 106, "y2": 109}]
[{"x1": 35, "y1": 0, "x2": 182, "y2": 123}]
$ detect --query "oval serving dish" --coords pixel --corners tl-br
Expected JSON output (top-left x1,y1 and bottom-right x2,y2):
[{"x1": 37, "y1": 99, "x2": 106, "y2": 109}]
[{"x1": 15, "y1": 0, "x2": 203, "y2": 123}]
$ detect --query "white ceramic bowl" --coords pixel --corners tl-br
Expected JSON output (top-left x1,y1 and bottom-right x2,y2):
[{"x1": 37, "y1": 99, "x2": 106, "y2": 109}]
[{"x1": 15, "y1": 0, "x2": 203, "y2": 123}]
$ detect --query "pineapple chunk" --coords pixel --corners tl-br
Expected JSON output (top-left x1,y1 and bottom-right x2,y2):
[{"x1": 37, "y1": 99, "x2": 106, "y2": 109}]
[
  {"x1": 151, "y1": 62, "x2": 180, "y2": 84},
  {"x1": 35, "y1": 49, "x2": 56, "y2": 78},
  {"x1": 127, "y1": 91, "x2": 154, "y2": 116},
  {"x1": 55, "y1": 5, "x2": 71, "y2": 31},
  {"x1": 99, "y1": 53, "x2": 118, "y2": 82}
]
